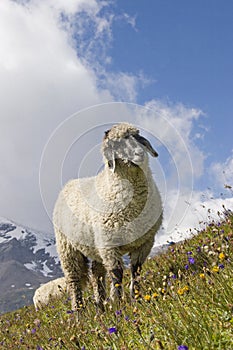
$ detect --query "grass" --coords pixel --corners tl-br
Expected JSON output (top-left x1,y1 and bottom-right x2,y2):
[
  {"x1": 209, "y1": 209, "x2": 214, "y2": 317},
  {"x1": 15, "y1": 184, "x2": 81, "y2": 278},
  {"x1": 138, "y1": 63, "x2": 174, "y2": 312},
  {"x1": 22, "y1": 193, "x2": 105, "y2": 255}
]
[{"x1": 0, "y1": 209, "x2": 233, "y2": 349}]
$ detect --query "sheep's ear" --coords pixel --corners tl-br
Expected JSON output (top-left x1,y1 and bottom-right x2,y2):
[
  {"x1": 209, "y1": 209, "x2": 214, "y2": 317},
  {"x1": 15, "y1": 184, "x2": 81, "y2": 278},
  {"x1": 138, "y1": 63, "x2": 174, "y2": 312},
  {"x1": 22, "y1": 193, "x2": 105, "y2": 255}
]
[
  {"x1": 104, "y1": 129, "x2": 110, "y2": 139},
  {"x1": 108, "y1": 154, "x2": 116, "y2": 173}
]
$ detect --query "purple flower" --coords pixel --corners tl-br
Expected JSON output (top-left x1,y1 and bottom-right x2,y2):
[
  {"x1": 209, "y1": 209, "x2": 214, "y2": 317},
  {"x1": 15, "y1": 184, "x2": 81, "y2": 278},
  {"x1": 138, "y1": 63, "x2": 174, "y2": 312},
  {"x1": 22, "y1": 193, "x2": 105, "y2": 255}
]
[
  {"x1": 188, "y1": 257, "x2": 195, "y2": 264},
  {"x1": 171, "y1": 274, "x2": 177, "y2": 279},
  {"x1": 219, "y1": 264, "x2": 224, "y2": 269},
  {"x1": 66, "y1": 310, "x2": 73, "y2": 314},
  {"x1": 185, "y1": 264, "x2": 189, "y2": 270},
  {"x1": 108, "y1": 327, "x2": 117, "y2": 334},
  {"x1": 36, "y1": 346, "x2": 43, "y2": 350},
  {"x1": 178, "y1": 345, "x2": 188, "y2": 350},
  {"x1": 115, "y1": 310, "x2": 122, "y2": 316},
  {"x1": 31, "y1": 328, "x2": 36, "y2": 334},
  {"x1": 187, "y1": 251, "x2": 192, "y2": 255},
  {"x1": 124, "y1": 315, "x2": 130, "y2": 321},
  {"x1": 81, "y1": 347, "x2": 86, "y2": 350}
]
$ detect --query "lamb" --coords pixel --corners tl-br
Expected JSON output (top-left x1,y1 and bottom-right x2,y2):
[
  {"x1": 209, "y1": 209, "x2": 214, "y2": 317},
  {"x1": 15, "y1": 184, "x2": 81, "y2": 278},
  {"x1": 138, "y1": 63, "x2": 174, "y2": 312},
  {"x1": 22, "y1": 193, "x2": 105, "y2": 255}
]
[
  {"x1": 53, "y1": 122, "x2": 163, "y2": 313},
  {"x1": 33, "y1": 277, "x2": 68, "y2": 309}
]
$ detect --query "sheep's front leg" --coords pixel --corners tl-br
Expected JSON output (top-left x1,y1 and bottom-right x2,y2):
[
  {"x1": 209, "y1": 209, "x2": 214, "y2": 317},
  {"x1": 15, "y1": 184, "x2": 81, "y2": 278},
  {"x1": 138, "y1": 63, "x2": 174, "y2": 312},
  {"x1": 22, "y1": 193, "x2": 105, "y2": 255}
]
[
  {"x1": 130, "y1": 239, "x2": 154, "y2": 298},
  {"x1": 130, "y1": 262, "x2": 142, "y2": 298},
  {"x1": 91, "y1": 260, "x2": 106, "y2": 311},
  {"x1": 109, "y1": 262, "x2": 124, "y2": 301},
  {"x1": 100, "y1": 250, "x2": 124, "y2": 302}
]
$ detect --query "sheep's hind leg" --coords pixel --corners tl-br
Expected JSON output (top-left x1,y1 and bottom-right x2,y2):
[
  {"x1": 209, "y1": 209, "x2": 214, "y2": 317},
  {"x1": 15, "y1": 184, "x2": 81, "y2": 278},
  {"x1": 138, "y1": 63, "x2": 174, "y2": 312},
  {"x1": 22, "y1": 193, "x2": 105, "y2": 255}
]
[{"x1": 91, "y1": 260, "x2": 106, "y2": 312}]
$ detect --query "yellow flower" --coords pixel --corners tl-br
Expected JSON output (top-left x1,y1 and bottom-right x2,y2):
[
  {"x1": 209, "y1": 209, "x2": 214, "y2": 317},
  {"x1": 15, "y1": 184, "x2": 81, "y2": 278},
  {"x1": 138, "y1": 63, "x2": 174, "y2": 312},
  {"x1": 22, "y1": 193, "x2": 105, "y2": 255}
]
[
  {"x1": 219, "y1": 252, "x2": 225, "y2": 260},
  {"x1": 177, "y1": 286, "x2": 189, "y2": 295},
  {"x1": 152, "y1": 292, "x2": 159, "y2": 298},
  {"x1": 199, "y1": 273, "x2": 205, "y2": 279},
  {"x1": 212, "y1": 265, "x2": 219, "y2": 273},
  {"x1": 143, "y1": 294, "x2": 151, "y2": 302},
  {"x1": 115, "y1": 283, "x2": 121, "y2": 287},
  {"x1": 177, "y1": 288, "x2": 184, "y2": 295}
]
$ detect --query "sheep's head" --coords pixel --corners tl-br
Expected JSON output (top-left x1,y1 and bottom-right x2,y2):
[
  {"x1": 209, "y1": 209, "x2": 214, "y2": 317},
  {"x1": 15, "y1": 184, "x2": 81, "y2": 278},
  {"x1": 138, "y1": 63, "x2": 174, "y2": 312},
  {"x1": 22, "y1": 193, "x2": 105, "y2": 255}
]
[{"x1": 102, "y1": 123, "x2": 158, "y2": 172}]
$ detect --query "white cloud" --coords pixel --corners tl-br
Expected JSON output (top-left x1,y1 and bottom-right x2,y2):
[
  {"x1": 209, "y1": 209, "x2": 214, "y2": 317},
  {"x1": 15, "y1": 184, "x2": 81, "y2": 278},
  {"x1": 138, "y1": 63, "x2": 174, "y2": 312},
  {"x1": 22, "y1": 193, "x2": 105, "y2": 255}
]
[
  {"x1": 0, "y1": 0, "x2": 114, "y2": 230},
  {"x1": 155, "y1": 190, "x2": 233, "y2": 246},
  {"x1": 137, "y1": 100, "x2": 206, "y2": 183},
  {"x1": 210, "y1": 154, "x2": 233, "y2": 190},
  {"x1": 0, "y1": 0, "x2": 232, "y2": 243}
]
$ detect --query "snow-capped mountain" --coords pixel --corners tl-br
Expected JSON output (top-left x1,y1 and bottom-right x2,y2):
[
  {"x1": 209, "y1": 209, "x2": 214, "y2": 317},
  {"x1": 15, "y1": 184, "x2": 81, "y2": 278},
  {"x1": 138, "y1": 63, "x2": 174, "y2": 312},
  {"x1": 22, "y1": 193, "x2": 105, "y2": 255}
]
[{"x1": 0, "y1": 217, "x2": 62, "y2": 314}]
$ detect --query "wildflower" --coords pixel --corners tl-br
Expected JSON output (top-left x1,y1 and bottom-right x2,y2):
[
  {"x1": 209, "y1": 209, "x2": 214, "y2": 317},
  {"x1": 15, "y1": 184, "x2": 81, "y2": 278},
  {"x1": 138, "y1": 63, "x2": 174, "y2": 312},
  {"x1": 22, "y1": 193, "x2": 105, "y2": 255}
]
[
  {"x1": 188, "y1": 257, "x2": 195, "y2": 264},
  {"x1": 36, "y1": 347, "x2": 43, "y2": 350},
  {"x1": 115, "y1": 310, "x2": 122, "y2": 316},
  {"x1": 178, "y1": 346, "x2": 188, "y2": 350},
  {"x1": 143, "y1": 295, "x2": 151, "y2": 302},
  {"x1": 177, "y1": 289, "x2": 185, "y2": 295},
  {"x1": 177, "y1": 286, "x2": 189, "y2": 295},
  {"x1": 212, "y1": 266, "x2": 219, "y2": 273},
  {"x1": 199, "y1": 273, "x2": 205, "y2": 279},
  {"x1": 219, "y1": 264, "x2": 224, "y2": 269},
  {"x1": 219, "y1": 252, "x2": 225, "y2": 260},
  {"x1": 31, "y1": 328, "x2": 36, "y2": 334},
  {"x1": 152, "y1": 292, "x2": 159, "y2": 298},
  {"x1": 184, "y1": 264, "x2": 189, "y2": 270},
  {"x1": 115, "y1": 283, "x2": 121, "y2": 287},
  {"x1": 124, "y1": 316, "x2": 130, "y2": 321},
  {"x1": 108, "y1": 327, "x2": 117, "y2": 334}
]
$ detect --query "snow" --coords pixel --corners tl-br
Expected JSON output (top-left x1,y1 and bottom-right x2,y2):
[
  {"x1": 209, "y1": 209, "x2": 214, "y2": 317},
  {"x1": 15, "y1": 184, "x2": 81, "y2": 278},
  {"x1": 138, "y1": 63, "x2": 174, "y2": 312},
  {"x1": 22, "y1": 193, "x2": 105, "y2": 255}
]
[{"x1": 24, "y1": 261, "x2": 37, "y2": 272}]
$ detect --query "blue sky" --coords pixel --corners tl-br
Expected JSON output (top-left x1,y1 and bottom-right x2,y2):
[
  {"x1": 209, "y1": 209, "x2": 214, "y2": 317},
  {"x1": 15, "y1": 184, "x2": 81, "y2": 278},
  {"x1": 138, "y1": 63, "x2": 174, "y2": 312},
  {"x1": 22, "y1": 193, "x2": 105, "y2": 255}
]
[
  {"x1": 110, "y1": 1, "x2": 233, "y2": 162},
  {"x1": 0, "y1": 0, "x2": 232, "y2": 243}
]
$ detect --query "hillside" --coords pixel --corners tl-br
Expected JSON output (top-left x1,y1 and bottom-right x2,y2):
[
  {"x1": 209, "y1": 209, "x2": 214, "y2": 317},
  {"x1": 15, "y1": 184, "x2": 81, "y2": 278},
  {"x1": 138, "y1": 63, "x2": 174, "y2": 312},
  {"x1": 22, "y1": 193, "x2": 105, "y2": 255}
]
[
  {"x1": 0, "y1": 209, "x2": 233, "y2": 349},
  {"x1": 0, "y1": 218, "x2": 63, "y2": 314}
]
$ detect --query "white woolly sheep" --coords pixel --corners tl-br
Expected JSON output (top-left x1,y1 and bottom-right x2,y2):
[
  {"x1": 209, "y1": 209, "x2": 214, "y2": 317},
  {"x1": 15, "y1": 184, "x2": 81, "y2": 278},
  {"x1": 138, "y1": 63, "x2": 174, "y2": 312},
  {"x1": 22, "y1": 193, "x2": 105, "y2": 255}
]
[
  {"x1": 53, "y1": 122, "x2": 163, "y2": 313},
  {"x1": 33, "y1": 277, "x2": 67, "y2": 310}
]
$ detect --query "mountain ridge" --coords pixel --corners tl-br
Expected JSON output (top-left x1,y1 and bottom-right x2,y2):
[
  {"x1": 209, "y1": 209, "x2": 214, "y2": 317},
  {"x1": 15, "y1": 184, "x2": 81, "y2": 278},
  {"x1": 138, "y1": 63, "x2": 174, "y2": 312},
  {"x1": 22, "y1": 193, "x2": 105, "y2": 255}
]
[{"x1": 0, "y1": 217, "x2": 63, "y2": 314}]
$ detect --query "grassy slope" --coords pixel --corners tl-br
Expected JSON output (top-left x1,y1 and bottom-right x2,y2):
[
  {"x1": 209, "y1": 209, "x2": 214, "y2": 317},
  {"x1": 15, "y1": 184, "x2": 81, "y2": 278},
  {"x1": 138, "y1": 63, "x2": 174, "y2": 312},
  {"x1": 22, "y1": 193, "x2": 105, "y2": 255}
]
[{"x1": 0, "y1": 210, "x2": 233, "y2": 350}]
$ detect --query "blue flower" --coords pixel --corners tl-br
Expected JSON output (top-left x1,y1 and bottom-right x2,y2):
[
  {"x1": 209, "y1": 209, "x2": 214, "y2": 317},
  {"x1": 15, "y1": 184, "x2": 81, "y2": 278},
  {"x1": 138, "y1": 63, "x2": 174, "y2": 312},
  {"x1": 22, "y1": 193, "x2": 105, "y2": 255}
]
[
  {"x1": 185, "y1": 264, "x2": 189, "y2": 270},
  {"x1": 115, "y1": 310, "x2": 122, "y2": 316},
  {"x1": 108, "y1": 327, "x2": 117, "y2": 334},
  {"x1": 219, "y1": 264, "x2": 224, "y2": 269},
  {"x1": 188, "y1": 257, "x2": 195, "y2": 264},
  {"x1": 178, "y1": 345, "x2": 188, "y2": 350}
]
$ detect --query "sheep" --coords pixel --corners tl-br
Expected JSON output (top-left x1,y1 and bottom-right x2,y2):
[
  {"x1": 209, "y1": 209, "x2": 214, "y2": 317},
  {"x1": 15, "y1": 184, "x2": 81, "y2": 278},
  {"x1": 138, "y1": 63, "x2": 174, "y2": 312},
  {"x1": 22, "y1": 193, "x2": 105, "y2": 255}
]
[
  {"x1": 53, "y1": 122, "x2": 163, "y2": 313},
  {"x1": 33, "y1": 277, "x2": 68, "y2": 310}
]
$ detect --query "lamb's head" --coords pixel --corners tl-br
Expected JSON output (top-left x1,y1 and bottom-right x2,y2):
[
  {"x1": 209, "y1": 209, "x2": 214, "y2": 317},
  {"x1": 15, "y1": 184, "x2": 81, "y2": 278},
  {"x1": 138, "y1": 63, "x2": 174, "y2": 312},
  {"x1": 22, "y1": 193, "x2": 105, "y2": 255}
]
[{"x1": 102, "y1": 123, "x2": 158, "y2": 172}]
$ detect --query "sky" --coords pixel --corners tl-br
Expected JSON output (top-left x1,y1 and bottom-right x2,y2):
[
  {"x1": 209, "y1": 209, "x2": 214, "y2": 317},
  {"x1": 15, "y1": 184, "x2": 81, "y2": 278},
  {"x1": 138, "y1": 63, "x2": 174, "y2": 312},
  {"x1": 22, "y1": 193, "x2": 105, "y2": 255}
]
[{"x1": 0, "y1": 0, "x2": 233, "y2": 245}]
